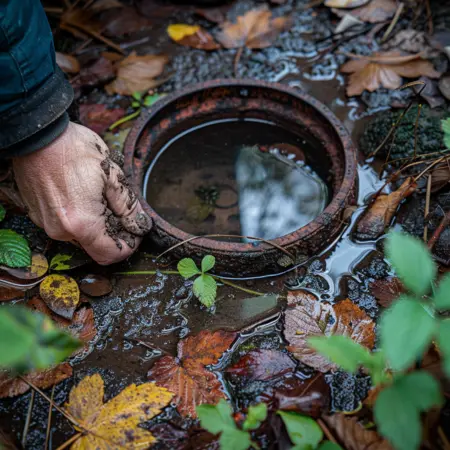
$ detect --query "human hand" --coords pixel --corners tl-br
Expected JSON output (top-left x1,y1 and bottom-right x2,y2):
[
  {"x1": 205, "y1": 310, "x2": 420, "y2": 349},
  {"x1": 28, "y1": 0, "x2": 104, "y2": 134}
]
[{"x1": 12, "y1": 122, "x2": 152, "y2": 265}]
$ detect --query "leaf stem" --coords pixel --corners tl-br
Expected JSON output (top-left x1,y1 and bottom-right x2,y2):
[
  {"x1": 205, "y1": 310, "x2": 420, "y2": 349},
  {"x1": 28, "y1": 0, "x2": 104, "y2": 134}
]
[
  {"x1": 109, "y1": 108, "x2": 142, "y2": 131},
  {"x1": 22, "y1": 390, "x2": 34, "y2": 448},
  {"x1": 212, "y1": 276, "x2": 264, "y2": 296},
  {"x1": 55, "y1": 432, "x2": 83, "y2": 450}
]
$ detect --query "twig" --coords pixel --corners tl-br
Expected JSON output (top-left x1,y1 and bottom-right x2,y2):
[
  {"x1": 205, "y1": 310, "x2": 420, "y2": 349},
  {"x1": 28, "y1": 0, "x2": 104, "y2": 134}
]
[
  {"x1": 302, "y1": 0, "x2": 324, "y2": 9},
  {"x1": 234, "y1": 47, "x2": 244, "y2": 77},
  {"x1": 56, "y1": 433, "x2": 83, "y2": 450},
  {"x1": 128, "y1": 339, "x2": 172, "y2": 356},
  {"x1": 22, "y1": 390, "x2": 35, "y2": 448},
  {"x1": 381, "y1": 2, "x2": 404, "y2": 43},
  {"x1": 439, "y1": 426, "x2": 450, "y2": 450},
  {"x1": 45, "y1": 385, "x2": 56, "y2": 450},
  {"x1": 317, "y1": 418, "x2": 338, "y2": 444},
  {"x1": 425, "y1": 0, "x2": 434, "y2": 35},
  {"x1": 414, "y1": 155, "x2": 449, "y2": 183},
  {"x1": 109, "y1": 109, "x2": 142, "y2": 131},
  {"x1": 414, "y1": 104, "x2": 422, "y2": 158},
  {"x1": 428, "y1": 210, "x2": 450, "y2": 251},
  {"x1": 424, "y1": 174, "x2": 432, "y2": 242},
  {"x1": 213, "y1": 276, "x2": 264, "y2": 296}
]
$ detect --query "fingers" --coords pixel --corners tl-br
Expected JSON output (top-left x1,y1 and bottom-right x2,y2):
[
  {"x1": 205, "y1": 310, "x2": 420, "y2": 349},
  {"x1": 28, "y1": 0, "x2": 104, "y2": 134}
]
[{"x1": 102, "y1": 158, "x2": 153, "y2": 236}]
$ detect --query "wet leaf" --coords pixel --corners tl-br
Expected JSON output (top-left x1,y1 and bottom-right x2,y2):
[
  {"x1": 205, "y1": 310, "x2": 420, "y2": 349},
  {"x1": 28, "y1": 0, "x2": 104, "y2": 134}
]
[
  {"x1": 79, "y1": 104, "x2": 125, "y2": 135},
  {"x1": 101, "y1": 6, "x2": 151, "y2": 37},
  {"x1": 193, "y1": 274, "x2": 217, "y2": 307},
  {"x1": 79, "y1": 274, "x2": 112, "y2": 297},
  {"x1": 0, "y1": 253, "x2": 48, "y2": 280},
  {"x1": 71, "y1": 56, "x2": 115, "y2": 92},
  {"x1": 341, "y1": 52, "x2": 441, "y2": 96},
  {"x1": 430, "y1": 159, "x2": 450, "y2": 192},
  {"x1": 333, "y1": 0, "x2": 396, "y2": 23},
  {"x1": 382, "y1": 30, "x2": 439, "y2": 59},
  {"x1": 326, "y1": 0, "x2": 369, "y2": 8},
  {"x1": 323, "y1": 414, "x2": 394, "y2": 450},
  {"x1": 89, "y1": 0, "x2": 123, "y2": 12},
  {"x1": 178, "y1": 258, "x2": 200, "y2": 279},
  {"x1": 216, "y1": 6, "x2": 291, "y2": 49},
  {"x1": 64, "y1": 373, "x2": 173, "y2": 449},
  {"x1": 201, "y1": 255, "x2": 216, "y2": 273},
  {"x1": 0, "y1": 230, "x2": 31, "y2": 268},
  {"x1": 278, "y1": 411, "x2": 323, "y2": 449},
  {"x1": 226, "y1": 349, "x2": 296, "y2": 381},
  {"x1": 105, "y1": 52, "x2": 169, "y2": 96},
  {"x1": 0, "y1": 204, "x2": 5, "y2": 222},
  {"x1": 186, "y1": 197, "x2": 214, "y2": 223},
  {"x1": 168, "y1": 24, "x2": 220, "y2": 50},
  {"x1": 149, "y1": 330, "x2": 236, "y2": 417},
  {"x1": 195, "y1": 6, "x2": 228, "y2": 24},
  {"x1": 40, "y1": 274, "x2": 80, "y2": 319},
  {"x1": 55, "y1": 52, "x2": 80, "y2": 74},
  {"x1": 50, "y1": 252, "x2": 91, "y2": 271},
  {"x1": 355, "y1": 178, "x2": 417, "y2": 241},
  {"x1": 0, "y1": 363, "x2": 72, "y2": 398},
  {"x1": 284, "y1": 291, "x2": 375, "y2": 372},
  {"x1": 0, "y1": 286, "x2": 23, "y2": 302},
  {"x1": 439, "y1": 75, "x2": 450, "y2": 101},
  {"x1": 243, "y1": 403, "x2": 267, "y2": 431},
  {"x1": 370, "y1": 277, "x2": 404, "y2": 307}
]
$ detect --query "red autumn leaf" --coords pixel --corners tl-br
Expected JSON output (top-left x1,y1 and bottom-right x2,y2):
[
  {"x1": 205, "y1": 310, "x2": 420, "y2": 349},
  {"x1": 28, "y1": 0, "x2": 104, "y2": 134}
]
[
  {"x1": 370, "y1": 277, "x2": 404, "y2": 307},
  {"x1": 56, "y1": 52, "x2": 81, "y2": 74},
  {"x1": 284, "y1": 291, "x2": 375, "y2": 372},
  {"x1": 355, "y1": 177, "x2": 417, "y2": 241},
  {"x1": 0, "y1": 363, "x2": 72, "y2": 398},
  {"x1": 148, "y1": 330, "x2": 236, "y2": 417},
  {"x1": 79, "y1": 104, "x2": 125, "y2": 135},
  {"x1": 226, "y1": 349, "x2": 297, "y2": 381}
]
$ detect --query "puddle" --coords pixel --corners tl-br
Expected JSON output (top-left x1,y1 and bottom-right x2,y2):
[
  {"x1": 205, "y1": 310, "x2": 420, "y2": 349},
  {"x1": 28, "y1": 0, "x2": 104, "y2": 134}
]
[{"x1": 144, "y1": 118, "x2": 329, "y2": 240}]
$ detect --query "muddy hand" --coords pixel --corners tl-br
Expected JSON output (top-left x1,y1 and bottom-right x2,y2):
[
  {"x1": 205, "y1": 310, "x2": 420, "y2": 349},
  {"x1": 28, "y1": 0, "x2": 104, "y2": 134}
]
[{"x1": 12, "y1": 122, "x2": 152, "y2": 265}]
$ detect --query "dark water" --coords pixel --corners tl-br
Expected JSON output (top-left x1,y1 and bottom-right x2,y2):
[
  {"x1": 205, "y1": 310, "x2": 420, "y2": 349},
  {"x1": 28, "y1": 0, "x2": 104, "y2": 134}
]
[{"x1": 144, "y1": 119, "x2": 330, "y2": 240}]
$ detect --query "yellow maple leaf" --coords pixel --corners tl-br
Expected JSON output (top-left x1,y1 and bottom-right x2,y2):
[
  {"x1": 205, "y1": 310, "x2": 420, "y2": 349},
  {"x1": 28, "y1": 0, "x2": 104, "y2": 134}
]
[{"x1": 64, "y1": 374, "x2": 173, "y2": 449}]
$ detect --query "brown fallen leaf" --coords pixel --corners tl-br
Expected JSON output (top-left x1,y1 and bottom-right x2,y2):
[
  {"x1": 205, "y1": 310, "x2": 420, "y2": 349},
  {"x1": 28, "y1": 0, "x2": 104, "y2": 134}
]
[
  {"x1": 195, "y1": 6, "x2": 229, "y2": 24},
  {"x1": 0, "y1": 253, "x2": 48, "y2": 280},
  {"x1": 105, "y1": 52, "x2": 169, "y2": 96},
  {"x1": 382, "y1": 30, "x2": 440, "y2": 59},
  {"x1": 101, "y1": 6, "x2": 151, "y2": 37},
  {"x1": 79, "y1": 104, "x2": 125, "y2": 135},
  {"x1": 439, "y1": 75, "x2": 450, "y2": 101},
  {"x1": 355, "y1": 177, "x2": 417, "y2": 240},
  {"x1": 39, "y1": 274, "x2": 80, "y2": 319},
  {"x1": 333, "y1": 0, "x2": 396, "y2": 23},
  {"x1": 341, "y1": 52, "x2": 441, "y2": 96},
  {"x1": 323, "y1": 414, "x2": 394, "y2": 450},
  {"x1": 56, "y1": 52, "x2": 80, "y2": 74},
  {"x1": 226, "y1": 349, "x2": 297, "y2": 381},
  {"x1": 148, "y1": 330, "x2": 237, "y2": 417},
  {"x1": 430, "y1": 159, "x2": 450, "y2": 192},
  {"x1": 71, "y1": 56, "x2": 115, "y2": 94},
  {"x1": 79, "y1": 274, "x2": 112, "y2": 297},
  {"x1": 64, "y1": 373, "x2": 173, "y2": 449},
  {"x1": 284, "y1": 291, "x2": 375, "y2": 372},
  {"x1": 168, "y1": 24, "x2": 220, "y2": 50},
  {"x1": 216, "y1": 6, "x2": 291, "y2": 49},
  {"x1": 0, "y1": 363, "x2": 72, "y2": 398},
  {"x1": 0, "y1": 286, "x2": 23, "y2": 302},
  {"x1": 326, "y1": 0, "x2": 370, "y2": 8},
  {"x1": 370, "y1": 277, "x2": 404, "y2": 307}
]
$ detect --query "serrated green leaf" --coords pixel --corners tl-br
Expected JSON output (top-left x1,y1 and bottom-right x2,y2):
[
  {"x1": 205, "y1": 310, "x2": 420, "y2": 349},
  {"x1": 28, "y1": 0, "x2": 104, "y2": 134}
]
[
  {"x1": 143, "y1": 93, "x2": 164, "y2": 107},
  {"x1": 438, "y1": 320, "x2": 450, "y2": 378},
  {"x1": 193, "y1": 274, "x2": 217, "y2": 307},
  {"x1": 197, "y1": 399, "x2": 235, "y2": 434},
  {"x1": 374, "y1": 371, "x2": 442, "y2": 450},
  {"x1": 433, "y1": 274, "x2": 450, "y2": 310},
  {"x1": 0, "y1": 204, "x2": 5, "y2": 222},
  {"x1": 386, "y1": 232, "x2": 436, "y2": 296},
  {"x1": 278, "y1": 411, "x2": 323, "y2": 448},
  {"x1": 380, "y1": 297, "x2": 435, "y2": 371},
  {"x1": 177, "y1": 258, "x2": 200, "y2": 279},
  {"x1": 364, "y1": 350, "x2": 389, "y2": 386},
  {"x1": 243, "y1": 403, "x2": 267, "y2": 431},
  {"x1": 220, "y1": 429, "x2": 252, "y2": 450},
  {"x1": 132, "y1": 91, "x2": 142, "y2": 101},
  {"x1": 0, "y1": 230, "x2": 31, "y2": 268},
  {"x1": 201, "y1": 255, "x2": 215, "y2": 273},
  {"x1": 308, "y1": 335, "x2": 372, "y2": 373},
  {"x1": 442, "y1": 118, "x2": 450, "y2": 149},
  {"x1": 318, "y1": 442, "x2": 344, "y2": 450}
]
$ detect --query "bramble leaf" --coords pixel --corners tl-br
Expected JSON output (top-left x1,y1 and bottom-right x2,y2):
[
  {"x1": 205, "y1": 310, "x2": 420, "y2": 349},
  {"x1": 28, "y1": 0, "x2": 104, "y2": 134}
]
[
  {"x1": 318, "y1": 442, "x2": 344, "y2": 450},
  {"x1": 0, "y1": 230, "x2": 31, "y2": 268},
  {"x1": 193, "y1": 274, "x2": 217, "y2": 307},
  {"x1": 278, "y1": 411, "x2": 323, "y2": 449},
  {"x1": 386, "y1": 232, "x2": 436, "y2": 296},
  {"x1": 380, "y1": 297, "x2": 435, "y2": 371},
  {"x1": 201, "y1": 255, "x2": 215, "y2": 273},
  {"x1": 243, "y1": 403, "x2": 267, "y2": 431},
  {"x1": 433, "y1": 274, "x2": 450, "y2": 310},
  {"x1": 177, "y1": 258, "x2": 200, "y2": 279},
  {"x1": 197, "y1": 399, "x2": 235, "y2": 434},
  {"x1": 220, "y1": 429, "x2": 252, "y2": 450},
  {"x1": 143, "y1": 93, "x2": 164, "y2": 107}
]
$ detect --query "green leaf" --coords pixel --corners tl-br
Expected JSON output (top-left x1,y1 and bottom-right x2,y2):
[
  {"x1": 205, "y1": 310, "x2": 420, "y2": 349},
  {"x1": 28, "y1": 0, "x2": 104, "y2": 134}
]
[
  {"x1": 0, "y1": 306, "x2": 80, "y2": 372},
  {"x1": 132, "y1": 91, "x2": 142, "y2": 101},
  {"x1": 143, "y1": 93, "x2": 164, "y2": 107},
  {"x1": 219, "y1": 429, "x2": 252, "y2": 450},
  {"x1": 308, "y1": 335, "x2": 372, "y2": 373},
  {"x1": 193, "y1": 274, "x2": 217, "y2": 307},
  {"x1": 177, "y1": 258, "x2": 200, "y2": 279},
  {"x1": 374, "y1": 372, "x2": 442, "y2": 450},
  {"x1": 364, "y1": 350, "x2": 389, "y2": 386},
  {"x1": 197, "y1": 399, "x2": 236, "y2": 434},
  {"x1": 201, "y1": 255, "x2": 215, "y2": 273},
  {"x1": 50, "y1": 254, "x2": 72, "y2": 271},
  {"x1": 243, "y1": 403, "x2": 268, "y2": 431},
  {"x1": 278, "y1": 411, "x2": 323, "y2": 448},
  {"x1": 0, "y1": 204, "x2": 5, "y2": 222},
  {"x1": 433, "y1": 274, "x2": 450, "y2": 310},
  {"x1": 318, "y1": 442, "x2": 344, "y2": 450},
  {"x1": 49, "y1": 251, "x2": 91, "y2": 271},
  {"x1": 131, "y1": 101, "x2": 141, "y2": 108},
  {"x1": 380, "y1": 296, "x2": 435, "y2": 371},
  {"x1": 0, "y1": 230, "x2": 31, "y2": 268},
  {"x1": 386, "y1": 232, "x2": 436, "y2": 296},
  {"x1": 438, "y1": 320, "x2": 450, "y2": 377},
  {"x1": 442, "y1": 118, "x2": 450, "y2": 149}
]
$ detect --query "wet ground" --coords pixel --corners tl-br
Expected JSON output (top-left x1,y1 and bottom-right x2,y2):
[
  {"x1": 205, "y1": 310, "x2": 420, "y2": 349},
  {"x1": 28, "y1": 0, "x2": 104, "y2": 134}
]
[{"x1": 1, "y1": 0, "x2": 449, "y2": 448}]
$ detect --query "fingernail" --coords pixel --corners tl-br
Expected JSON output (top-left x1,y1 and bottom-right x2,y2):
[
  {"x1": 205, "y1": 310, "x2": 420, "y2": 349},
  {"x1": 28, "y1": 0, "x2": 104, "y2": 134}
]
[{"x1": 136, "y1": 212, "x2": 152, "y2": 231}]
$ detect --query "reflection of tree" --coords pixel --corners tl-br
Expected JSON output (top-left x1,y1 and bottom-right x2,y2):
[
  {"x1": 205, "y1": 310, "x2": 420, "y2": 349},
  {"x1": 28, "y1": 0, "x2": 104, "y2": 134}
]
[{"x1": 236, "y1": 146, "x2": 328, "y2": 240}]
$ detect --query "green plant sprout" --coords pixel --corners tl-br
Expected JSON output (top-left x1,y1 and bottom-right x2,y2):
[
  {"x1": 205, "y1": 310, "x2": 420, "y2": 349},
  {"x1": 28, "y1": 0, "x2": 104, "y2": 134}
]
[
  {"x1": 442, "y1": 117, "x2": 450, "y2": 149},
  {"x1": 178, "y1": 255, "x2": 217, "y2": 307},
  {"x1": 309, "y1": 231, "x2": 449, "y2": 450}
]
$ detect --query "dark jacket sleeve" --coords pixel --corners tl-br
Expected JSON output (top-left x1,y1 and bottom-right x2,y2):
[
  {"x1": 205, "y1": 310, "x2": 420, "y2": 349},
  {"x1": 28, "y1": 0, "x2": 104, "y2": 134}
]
[{"x1": 0, "y1": 0, "x2": 74, "y2": 158}]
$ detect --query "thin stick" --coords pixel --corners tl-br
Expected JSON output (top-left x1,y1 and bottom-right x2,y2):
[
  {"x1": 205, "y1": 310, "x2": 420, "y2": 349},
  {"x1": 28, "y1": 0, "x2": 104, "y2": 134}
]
[
  {"x1": 55, "y1": 433, "x2": 83, "y2": 450},
  {"x1": 424, "y1": 174, "x2": 432, "y2": 242},
  {"x1": 414, "y1": 155, "x2": 448, "y2": 183},
  {"x1": 414, "y1": 104, "x2": 422, "y2": 158},
  {"x1": 234, "y1": 47, "x2": 244, "y2": 77},
  {"x1": 213, "y1": 277, "x2": 264, "y2": 296},
  {"x1": 425, "y1": 0, "x2": 434, "y2": 35},
  {"x1": 45, "y1": 385, "x2": 56, "y2": 450},
  {"x1": 428, "y1": 210, "x2": 450, "y2": 251},
  {"x1": 129, "y1": 339, "x2": 171, "y2": 356},
  {"x1": 109, "y1": 109, "x2": 142, "y2": 131},
  {"x1": 22, "y1": 390, "x2": 35, "y2": 448},
  {"x1": 381, "y1": 2, "x2": 404, "y2": 43},
  {"x1": 317, "y1": 418, "x2": 338, "y2": 444}
]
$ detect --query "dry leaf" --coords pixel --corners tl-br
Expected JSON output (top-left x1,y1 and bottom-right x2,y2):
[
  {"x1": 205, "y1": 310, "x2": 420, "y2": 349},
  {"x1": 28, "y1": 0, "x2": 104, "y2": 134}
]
[
  {"x1": 430, "y1": 160, "x2": 450, "y2": 192},
  {"x1": 71, "y1": 56, "x2": 115, "y2": 93},
  {"x1": 79, "y1": 104, "x2": 125, "y2": 135},
  {"x1": 39, "y1": 274, "x2": 80, "y2": 319},
  {"x1": 323, "y1": 414, "x2": 394, "y2": 450},
  {"x1": 383, "y1": 30, "x2": 439, "y2": 59},
  {"x1": 326, "y1": 0, "x2": 370, "y2": 8},
  {"x1": 439, "y1": 75, "x2": 450, "y2": 101},
  {"x1": 105, "y1": 52, "x2": 169, "y2": 95},
  {"x1": 341, "y1": 52, "x2": 441, "y2": 96},
  {"x1": 226, "y1": 349, "x2": 297, "y2": 381},
  {"x1": 216, "y1": 6, "x2": 291, "y2": 49},
  {"x1": 79, "y1": 274, "x2": 112, "y2": 297},
  {"x1": 333, "y1": 0, "x2": 396, "y2": 23},
  {"x1": 148, "y1": 330, "x2": 236, "y2": 417},
  {"x1": 284, "y1": 291, "x2": 375, "y2": 372},
  {"x1": 195, "y1": 6, "x2": 228, "y2": 24},
  {"x1": 0, "y1": 286, "x2": 23, "y2": 302},
  {"x1": 89, "y1": 0, "x2": 123, "y2": 12},
  {"x1": 355, "y1": 177, "x2": 417, "y2": 240},
  {"x1": 335, "y1": 14, "x2": 364, "y2": 34},
  {"x1": 56, "y1": 52, "x2": 81, "y2": 74},
  {"x1": 101, "y1": 6, "x2": 152, "y2": 37},
  {"x1": 0, "y1": 363, "x2": 72, "y2": 398},
  {"x1": 64, "y1": 374, "x2": 173, "y2": 449},
  {"x1": 168, "y1": 24, "x2": 220, "y2": 50},
  {"x1": 0, "y1": 253, "x2": 48, "y2": 280},
  {"x1": 370, "y1": 277, "x2": 404, "y2": 307}
]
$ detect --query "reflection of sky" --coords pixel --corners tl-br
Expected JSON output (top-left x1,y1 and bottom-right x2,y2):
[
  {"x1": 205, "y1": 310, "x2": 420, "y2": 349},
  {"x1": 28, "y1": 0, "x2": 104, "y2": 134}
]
[{"x1": 236, "y1": 146, "x2": 328, "y2": 240}]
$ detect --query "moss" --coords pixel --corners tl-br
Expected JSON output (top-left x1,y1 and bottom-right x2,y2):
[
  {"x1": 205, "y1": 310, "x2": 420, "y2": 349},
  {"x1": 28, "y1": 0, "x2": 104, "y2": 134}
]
[{"x1": 359, "y1": 106, "x2": 445, "y2": 161}]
